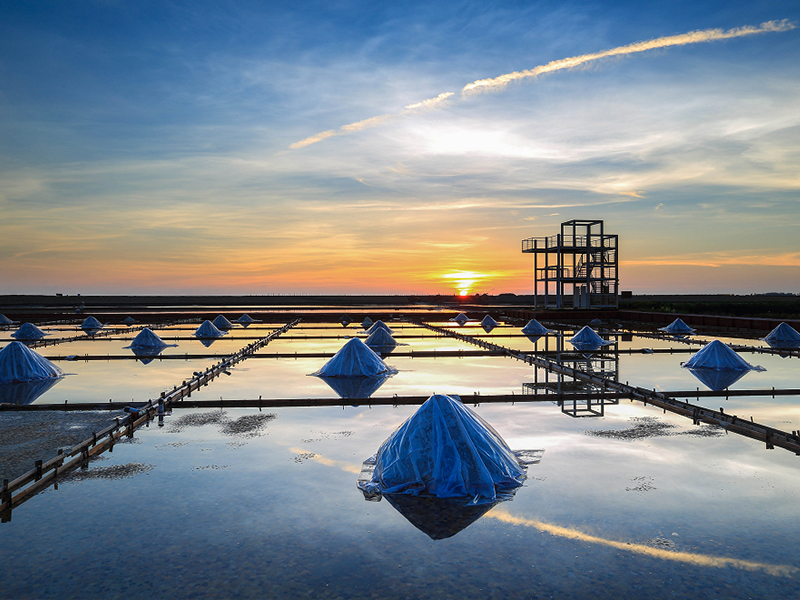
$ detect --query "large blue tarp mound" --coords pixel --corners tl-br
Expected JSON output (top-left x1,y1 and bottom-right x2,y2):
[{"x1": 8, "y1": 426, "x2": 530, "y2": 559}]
[
  {"x1": 683, "y1": 340, "x2": 763, "y2": 371},
  {"x1": 0, "y1": 342, "x2": 63, "y2": 384},
  {"x1": 659, "y1": 318, "x2": 695, "y2": 335},
  {"x1": 764, "y1": 322, "x2": 800, "y2": 349},
  {"x1": 313, "y1": 337, "x2": 394, "y2": 378},
  {"x1": 481, "y1": 315, "x2": 499, "y2": 333},
  {"x1": 358, "y1": 394, "x2": 533, "y2": 505}
]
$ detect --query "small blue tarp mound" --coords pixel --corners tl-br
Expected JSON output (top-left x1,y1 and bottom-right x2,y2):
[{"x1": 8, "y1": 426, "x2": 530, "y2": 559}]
[
  {"x1": 339, "y1": 314, "x2": 352, "y2": 327},
  {"x1": 122, "y1": 316, "x2": 138, "y2": 326},
  {"x1": 11, "y1": 323, "x2": 47, "y2": 341},
  {"x1": 81, "y1": 316, "x2": 103, "y2": 331},
  {"x1": 212, "y1": 315, "x2": 234, "y2": 330},
  {"x1": 194, "y1": 320, "x2": 226, "y2": 339},
  {"x1": 358, "y1": 394, "x2": 535, "y2": 505},
  {"x1": 452, "y1": 313, "x2": 469, "y2": 326},
  {"x1": 365, "y1": 327, "x2": 397, "y2": 354},
  {"x1": 521, "y1": 319, "x2": 555, "y2": 336},
  {"x1": 237, "y1": 314, "x2": 259, "y2": 327},
  {"x1": 367, "y1": 320, "x2": 393, "y2": 335},
  {"x1": 659, "y1": 318, "x2": 695, "y2": 335},
  {"x1": 0, "y1": 314, "x2": 14, "y2": 326},
  {"x1": 0, "y1": 342, "x2": 63, "y2": 384},
  {"x1": 126, "y1": 327, "x2": 170, "y2": 350},
  {"x1": 764, "y1": 323, "x2": 800, "y2": 349},
  {"x1": 570, "y1": 326, "x2": 611, "y2": 352},
  {"x1": 481, "y1": 315, "x2": 499, "y2": 333},
  {"x1": 361, "y1": 317, "x2": 373, "y2": 329}
]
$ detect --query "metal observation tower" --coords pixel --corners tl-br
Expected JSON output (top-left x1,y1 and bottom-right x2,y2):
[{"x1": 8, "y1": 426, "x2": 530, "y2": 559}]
[{"x1": 521, "y1": 219, "x2": 618, "y2": 310}]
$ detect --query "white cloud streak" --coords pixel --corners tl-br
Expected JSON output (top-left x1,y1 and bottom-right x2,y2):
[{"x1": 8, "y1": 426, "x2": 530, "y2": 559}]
[{"x1": 290, "y1": 20, "x2": 794, "y2": 150}]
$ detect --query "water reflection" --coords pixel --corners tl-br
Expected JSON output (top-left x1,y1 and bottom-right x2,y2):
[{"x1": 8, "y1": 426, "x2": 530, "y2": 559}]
[
  {"x1": 318, "y1": 374, "x2": 389, "y2": 399},
  {"x1": 686, "y1": 367, "x2": 749, "y2": 392},
  {"x1": 383, "y1": 494, "x2": 498, "y2": 540},
  {"x1": 0, "y1": 376, "x2": 62, "y2": 405}
]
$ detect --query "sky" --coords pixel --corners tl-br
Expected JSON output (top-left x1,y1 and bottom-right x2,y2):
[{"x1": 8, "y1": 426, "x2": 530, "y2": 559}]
[{"x1": 1, "y1": 0, "x2": 799, "y2": 296}]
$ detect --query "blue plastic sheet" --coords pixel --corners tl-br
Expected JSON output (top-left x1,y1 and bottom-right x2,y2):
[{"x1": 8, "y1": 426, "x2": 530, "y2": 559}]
[{"x1": 358, "y1": 394, "x2": 530, "y2": 505}]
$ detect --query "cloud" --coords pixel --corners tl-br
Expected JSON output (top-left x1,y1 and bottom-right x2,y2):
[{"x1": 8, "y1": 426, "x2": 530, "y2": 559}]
[
  {"x1": 462, "y1": 20, "x2": 796, "y2": 95},
  {"x1": 289, "y1": 20, "x2": 794, "y2": 150}
]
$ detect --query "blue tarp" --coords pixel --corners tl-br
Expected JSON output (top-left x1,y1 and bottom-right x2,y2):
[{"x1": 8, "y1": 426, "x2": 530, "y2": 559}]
[
  {"x1": 764, "y1": 322, "x2": 800, "y2": 349},
  {"x1": 11, "y1": 323, "x2": 47, "y2": 341},
  {"x1": 358, "y1": 394, "x2": 531, "y2": 505},
  {"x1": 521, "y1": 319, "x2": 555, "y2": 335},
  {"x1": 570, "y1": 326, "x2": 611, "y2": 351},
  {"x1": 481, "y1": 315, "x2": 499, "y2": 333},
  {"x1": 683, "y1": 340, "x2": 763, "y2": 371},
  {"x1": 659, "y1": 318, "x2": 695, "y2": 335}
]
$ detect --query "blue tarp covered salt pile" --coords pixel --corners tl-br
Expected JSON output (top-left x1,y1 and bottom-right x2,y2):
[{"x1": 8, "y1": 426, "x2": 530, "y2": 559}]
[
  {"x1": 682, "y1": 340, "x2": 765, "y2": 391},
  {"x1": 521, "y1": 319, "x2": 555, "y2": 336},
  {"x1": 481, "y1": 315, "x2": 499, "y2": 333},
  {"x1": 0, "y1": 314, "x2": 14, "y2": 326},
  {"x1": 124, "y1": 328, "x2": 176, "y2": 363},
  {"x1": 236, "y1": 314, "x2": 259, "y2": 327},
  {"x1": 0, "y1": 342, "x2": 63, "y2": 384},
  {"x1": 11, "y1": 323, "x2": 47, "y2": 341},
  {"x1": 361, "y1": 317, "x2": 373, "y2": 329},
  {"x1": 366, "y1": 320, "x2": 393, "y2": 335},
  {"x1": 365, "y1": 327, "x2": 397, "y2": 355},
  {"x1": 339, "y1": 314, "x2": 352, "y2": 327},
  {"x1": 764, "y1": 322, "x2": 800, "y2": 349},
  {"x1": 659, "y1": 318, "x2": 695, "y2": 335},
  {"x1": 122, "y1": 316, "x2": 138, "y2": 326},
  {"x1": 212, "y1": 315, "x2": 234, "y2": 330},
  {"x1": 357, "y1": 394, "x2": 541, "y2": 506},
  {"x1": 451, "y1": 313, "x2": 469, "y2": 326},
  {"x1": 569, "y1": 326, "x2": 611, "y2": 352},
  {"x1": 81, "y1": 316, "x2": 104, "y2": 336},
  {"x1": 312, "y1": 338, "x2": 396, "y2": 399},
  {"x1": 194, "y1": 321, "x2": 226, "y2": 345}
]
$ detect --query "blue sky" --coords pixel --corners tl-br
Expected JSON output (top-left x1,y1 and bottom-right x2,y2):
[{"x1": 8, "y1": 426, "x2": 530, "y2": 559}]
[{"x1": 1, "y1": 1, "x2": 799, "y2": 295}]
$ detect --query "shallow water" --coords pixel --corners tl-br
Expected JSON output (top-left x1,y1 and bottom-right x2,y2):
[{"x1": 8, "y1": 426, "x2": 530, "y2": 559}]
[{"x1": 1, "y1": 316, "x2": 799, "y2": 599}]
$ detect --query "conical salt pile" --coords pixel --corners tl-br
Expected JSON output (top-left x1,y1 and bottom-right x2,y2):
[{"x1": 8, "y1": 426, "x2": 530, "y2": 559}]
[
  {"x1": 0, "y1": 342, "x2": 63, "y2": 384},
  {"x1": 367, "y1": 320, "x2": 393, "y2": 335},
  {"x1": 659, "y1": 318, "x2": 695, "y2": 335},
  {"x1": 127, "y1": 328, "x2": 168, "y2": 350},
  {"x1": 11, "y1": 323, "x2": 47, "y2": 341},
  {"x1": 764, "y1": 323, "x2": 800, "y2": 349},
  {"x1": 521, "y1": 319, "x2": 554, "y2": 335},
  {"x1": 357, "y1": 394, "x2": 530, "y2": 504},
  {"x1": 481, "y1": 315, "x2": 499, "y2": 333},
  {"x1": 683, "y1": 340, "x2": 762, "y2": 371},
  {"x1": 212, "y1": 315, "x2": 234, "y2": 330},
  {"x1": 339, "y1": 314, "x2": 352, "y2": 327},
  {"x1": 0, "y1": 314, "x2": 14, "y2": 326},
  {"x1": 361, "y1": 317, "x2": 373, "y2": 329},
  {"x1": 81, "y1": 316, "x2": 103, "y2": 330},
  {"x1": 313, "y1": 338, "x2": 392, "y2": 378},
  {"x1": 569, "y1": 326, "x2": 608, "y2": 351},
  {"x1": 365, "y1": 327, "x2": 397, "y2": 352},
  {"x1": 452, "y1": 313, "x2": 468, "y2": 326},
  {"x1": 237, "y1": 314, "x2": 257, "y2": 325},
  {"x1": 194, "y1": 320, "x2": 226, "y2": 338}
]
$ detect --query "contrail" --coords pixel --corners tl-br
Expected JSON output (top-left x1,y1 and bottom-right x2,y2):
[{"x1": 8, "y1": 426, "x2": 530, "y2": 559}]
[
  {"x1": 290, "y1": 20, "x2": 794, "y2": 149},
  {"x1": 462, "y1": 20, "x2": 794, "y2": 94}
]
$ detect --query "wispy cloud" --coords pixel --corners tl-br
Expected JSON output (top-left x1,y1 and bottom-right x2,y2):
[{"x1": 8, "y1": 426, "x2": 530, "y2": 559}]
[
  {"x1": 289, "y1": 21, "x2": 794, "y2": 150},
  {"x1": 462, "y1": 20, "x2": 795, "y2": 94}
]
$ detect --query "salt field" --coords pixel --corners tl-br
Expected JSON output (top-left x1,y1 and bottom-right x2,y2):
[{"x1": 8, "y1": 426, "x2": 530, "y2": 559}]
[{"x1": 1, "y1": 312, "x2": 800, "y2": 599}]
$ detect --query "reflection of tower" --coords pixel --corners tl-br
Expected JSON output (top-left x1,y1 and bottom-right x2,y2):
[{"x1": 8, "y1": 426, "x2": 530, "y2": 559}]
[{"x1": 522, "y1": 334, "x2": 619, "y2": 417}]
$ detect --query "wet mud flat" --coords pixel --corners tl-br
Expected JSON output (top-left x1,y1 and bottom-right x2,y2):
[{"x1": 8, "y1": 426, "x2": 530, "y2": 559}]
[{"x1": 0, "y1": 411, "x2": 124, "y2": 481}]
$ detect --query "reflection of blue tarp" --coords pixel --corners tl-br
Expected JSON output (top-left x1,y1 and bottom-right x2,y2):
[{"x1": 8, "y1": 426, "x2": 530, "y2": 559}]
[
  {"x1": 687, "y1": 367, "x2": 749, "y2": 392},
  {"x1": 383, "y1": 494, "x2": 496, "y2": 540},
  {"x1": 0, "y1": 377, "x2": 62, "y2": 405},
  {"x1": 359, "y1": 394, "x2": 529, "y2": 505},
  {"x1": 319, "y1": 374, "x2": 388, "y2": 399}
]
